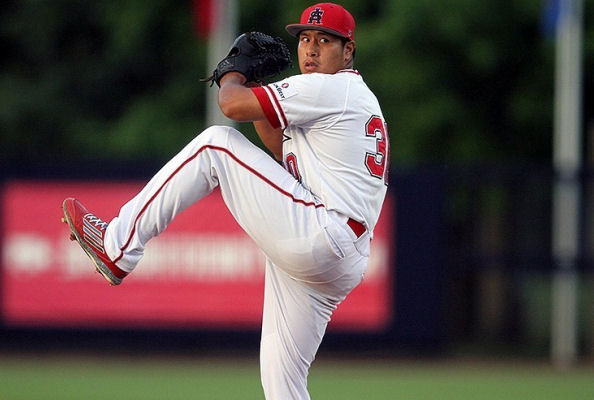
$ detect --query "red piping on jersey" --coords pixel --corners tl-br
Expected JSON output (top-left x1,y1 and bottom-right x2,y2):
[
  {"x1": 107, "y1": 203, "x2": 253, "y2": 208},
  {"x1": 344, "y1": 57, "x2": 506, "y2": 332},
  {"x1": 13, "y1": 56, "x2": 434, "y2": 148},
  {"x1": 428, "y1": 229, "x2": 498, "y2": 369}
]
[
  {"x1": 113, "y1": 144, "x2": 324, "y2": 263},
  {"x1": 263, "y1": 85, "x2": 288, "y2": 128},
  {"x1": 251, "y1": 85, "x2": 288, "y2": 129},
  {"x1": 251, "y1": 86, "x2": 281, "y2": 129}
]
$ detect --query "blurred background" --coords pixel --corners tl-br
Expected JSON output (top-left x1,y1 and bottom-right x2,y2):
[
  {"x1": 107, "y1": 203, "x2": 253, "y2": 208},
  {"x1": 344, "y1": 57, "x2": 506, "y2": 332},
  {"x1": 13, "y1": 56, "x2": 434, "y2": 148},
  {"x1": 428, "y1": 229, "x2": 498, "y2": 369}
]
[{"x1": 1, "y1": 0, "x2": 594, "y2": 398}]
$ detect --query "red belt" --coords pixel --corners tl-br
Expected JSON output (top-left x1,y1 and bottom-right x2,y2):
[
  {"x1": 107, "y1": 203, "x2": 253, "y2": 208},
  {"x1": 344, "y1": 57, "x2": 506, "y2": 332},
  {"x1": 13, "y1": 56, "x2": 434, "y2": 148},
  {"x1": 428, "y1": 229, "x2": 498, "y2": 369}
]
[{"x1": 347, "y1": 218, "x2": 366, "y2": 238}]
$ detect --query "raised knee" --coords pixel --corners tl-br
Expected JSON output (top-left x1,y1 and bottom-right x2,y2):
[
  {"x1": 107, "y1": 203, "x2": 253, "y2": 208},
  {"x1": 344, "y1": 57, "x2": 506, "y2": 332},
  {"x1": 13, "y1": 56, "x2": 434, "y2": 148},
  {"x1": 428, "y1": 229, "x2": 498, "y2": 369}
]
[
  {"x1": 197, "y1": 125, "x2": 229, "y2": 143},
  {"x1": 194, "y1": 125, "x2": 243, "y2": 149},
  {"x1": 181, "y1": 124, "x2": 259, "y2": 169}
]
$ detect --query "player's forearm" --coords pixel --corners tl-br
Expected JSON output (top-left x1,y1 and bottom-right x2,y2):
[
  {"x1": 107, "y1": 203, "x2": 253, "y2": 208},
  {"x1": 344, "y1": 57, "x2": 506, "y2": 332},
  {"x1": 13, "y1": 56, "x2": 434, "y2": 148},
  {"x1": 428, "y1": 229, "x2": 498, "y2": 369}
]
[
  {"x1": 218, "y1": 73, "x2": 264, "y2": 122},
  {"x1": 253, "y1": 120, "x2": 283, "y2": 161}
]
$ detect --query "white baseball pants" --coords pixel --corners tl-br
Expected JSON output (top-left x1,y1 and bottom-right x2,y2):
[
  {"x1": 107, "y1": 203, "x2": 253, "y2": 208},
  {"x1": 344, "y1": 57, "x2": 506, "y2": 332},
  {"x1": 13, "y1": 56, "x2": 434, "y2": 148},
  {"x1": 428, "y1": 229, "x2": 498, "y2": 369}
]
[{"x1": 103, "y1": 126, "x2": 370, "y2": 399}]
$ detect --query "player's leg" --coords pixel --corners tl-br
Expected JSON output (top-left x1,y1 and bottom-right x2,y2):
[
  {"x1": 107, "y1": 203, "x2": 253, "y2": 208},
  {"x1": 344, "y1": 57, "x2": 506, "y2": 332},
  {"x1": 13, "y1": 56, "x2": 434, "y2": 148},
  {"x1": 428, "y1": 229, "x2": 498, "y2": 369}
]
[
  {"x1": 102, "y1": 125, "x2": 229, "y2": 271},
  {"x1": 101, "y1": 124, "x2": 315, "y2": 274},
  {"x1": 259, "y1": 256, "x2": 366, "y2": 400},
  {"x1": 259, "y1": 261, "x2": 333, "y2": 400},
  {"x1": 102, "y1": 124, "x2": 361, "y2": 281},
  {"x1": 99, "y1": 125, "x2": 270, "y2": 271}
]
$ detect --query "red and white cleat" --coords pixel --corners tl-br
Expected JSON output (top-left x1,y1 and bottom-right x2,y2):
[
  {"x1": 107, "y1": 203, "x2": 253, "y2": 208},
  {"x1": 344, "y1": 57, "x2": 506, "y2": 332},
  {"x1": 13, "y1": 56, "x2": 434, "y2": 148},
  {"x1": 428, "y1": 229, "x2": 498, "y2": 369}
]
[{"x1": 61, "y1": 198, "x2": 128, "y2": 286}]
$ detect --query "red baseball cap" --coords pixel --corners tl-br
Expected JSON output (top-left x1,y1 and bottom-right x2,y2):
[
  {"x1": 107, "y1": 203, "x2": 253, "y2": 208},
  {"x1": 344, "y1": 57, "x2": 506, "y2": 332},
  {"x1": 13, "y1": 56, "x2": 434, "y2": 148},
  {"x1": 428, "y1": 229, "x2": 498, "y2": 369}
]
[{"x1": 286, "y1": 3, "x2": 355, "y2": 41}]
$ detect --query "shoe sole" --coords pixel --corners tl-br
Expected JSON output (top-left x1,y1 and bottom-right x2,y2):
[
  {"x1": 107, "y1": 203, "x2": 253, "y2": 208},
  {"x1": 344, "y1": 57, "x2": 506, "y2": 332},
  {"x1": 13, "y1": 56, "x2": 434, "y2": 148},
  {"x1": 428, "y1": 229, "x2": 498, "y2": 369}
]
[{"x1": 61, "y1": 201, "x2": 122, "y2": 286}]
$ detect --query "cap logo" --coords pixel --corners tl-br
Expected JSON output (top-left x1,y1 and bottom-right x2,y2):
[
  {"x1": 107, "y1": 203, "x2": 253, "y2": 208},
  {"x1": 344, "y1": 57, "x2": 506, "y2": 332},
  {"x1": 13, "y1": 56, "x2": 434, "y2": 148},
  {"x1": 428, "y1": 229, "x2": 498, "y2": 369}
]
[{"x1": 307, "y1": 7, "x2": 324, "y2": 24}]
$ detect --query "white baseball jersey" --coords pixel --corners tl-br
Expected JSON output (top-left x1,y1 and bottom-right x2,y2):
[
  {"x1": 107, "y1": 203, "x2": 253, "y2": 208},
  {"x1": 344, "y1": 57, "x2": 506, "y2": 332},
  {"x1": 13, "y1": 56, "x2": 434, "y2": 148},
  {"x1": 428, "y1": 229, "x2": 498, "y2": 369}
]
[
  {"x1": 252, "y1": 69, "x2": 389, "y2": 234},
  {"x1": 102, "y1": 69, "x2": 389, "y2": 400}
]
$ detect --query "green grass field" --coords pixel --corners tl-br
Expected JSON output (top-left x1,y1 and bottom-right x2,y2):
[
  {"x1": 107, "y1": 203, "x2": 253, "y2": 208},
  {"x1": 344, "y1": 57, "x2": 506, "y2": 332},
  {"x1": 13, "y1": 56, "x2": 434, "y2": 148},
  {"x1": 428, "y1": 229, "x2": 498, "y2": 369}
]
[{"x1": 1, "y1": 354, "x2": 593, "y2": 399}]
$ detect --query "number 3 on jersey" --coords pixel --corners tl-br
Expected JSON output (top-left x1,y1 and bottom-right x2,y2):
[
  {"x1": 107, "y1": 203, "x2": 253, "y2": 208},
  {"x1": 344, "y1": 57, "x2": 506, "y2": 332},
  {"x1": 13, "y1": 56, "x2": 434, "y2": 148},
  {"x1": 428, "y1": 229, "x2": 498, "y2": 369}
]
[
  {"x1": 283, "y1": 115, "x2": 389, "y2": 185},
  {"x1": 365, "y1": 115, "x2": 389, "y2": 185}
]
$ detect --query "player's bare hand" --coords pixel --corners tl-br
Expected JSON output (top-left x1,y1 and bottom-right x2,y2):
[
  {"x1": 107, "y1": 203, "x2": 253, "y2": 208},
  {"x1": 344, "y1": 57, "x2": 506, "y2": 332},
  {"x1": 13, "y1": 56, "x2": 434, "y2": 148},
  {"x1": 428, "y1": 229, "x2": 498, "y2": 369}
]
[{"x1": 219, "y1": 72, "x2": 247, "y2": 87}]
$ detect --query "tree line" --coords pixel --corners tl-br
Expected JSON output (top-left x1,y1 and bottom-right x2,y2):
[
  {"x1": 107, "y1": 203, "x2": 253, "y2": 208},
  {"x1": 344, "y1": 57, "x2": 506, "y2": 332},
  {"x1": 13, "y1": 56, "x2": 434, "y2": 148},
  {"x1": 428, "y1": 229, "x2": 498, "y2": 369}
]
[{"x1": 1, "y1": 0, "x2": 592, "y2": 167}]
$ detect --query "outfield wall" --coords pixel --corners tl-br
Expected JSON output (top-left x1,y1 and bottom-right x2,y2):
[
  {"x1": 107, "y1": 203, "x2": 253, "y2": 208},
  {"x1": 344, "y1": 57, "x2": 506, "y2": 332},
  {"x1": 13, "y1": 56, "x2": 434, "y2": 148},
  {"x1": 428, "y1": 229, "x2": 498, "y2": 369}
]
[
  {"x1": 1, "y1": 180, "x2": 393, "y2": 332},
  {"x1": 6, "y1": 161, "x2": 589, "y2": 359}
]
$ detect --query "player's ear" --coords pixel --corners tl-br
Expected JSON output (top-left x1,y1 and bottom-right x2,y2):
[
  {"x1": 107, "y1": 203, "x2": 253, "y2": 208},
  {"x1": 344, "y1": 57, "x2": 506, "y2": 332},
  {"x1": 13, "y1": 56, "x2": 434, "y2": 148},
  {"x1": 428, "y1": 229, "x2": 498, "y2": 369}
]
[{"x1": 344, "y1": 40, "x2": 355, "y2": 66}]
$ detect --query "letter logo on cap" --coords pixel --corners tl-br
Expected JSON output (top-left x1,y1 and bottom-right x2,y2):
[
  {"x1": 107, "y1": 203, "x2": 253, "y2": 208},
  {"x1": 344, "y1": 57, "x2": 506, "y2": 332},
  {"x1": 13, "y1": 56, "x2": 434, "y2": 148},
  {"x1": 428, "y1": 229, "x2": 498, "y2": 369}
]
[{"x1": 307, "y1": 7, "x2": 324, "y2": 24}]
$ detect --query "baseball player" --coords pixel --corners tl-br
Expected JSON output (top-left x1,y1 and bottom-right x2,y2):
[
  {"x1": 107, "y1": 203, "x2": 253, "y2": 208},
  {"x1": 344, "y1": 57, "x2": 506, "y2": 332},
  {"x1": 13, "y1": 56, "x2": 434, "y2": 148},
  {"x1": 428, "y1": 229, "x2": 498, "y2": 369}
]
[{"x1": 62, "y1": 3, "x2": 388, "y2": 399}]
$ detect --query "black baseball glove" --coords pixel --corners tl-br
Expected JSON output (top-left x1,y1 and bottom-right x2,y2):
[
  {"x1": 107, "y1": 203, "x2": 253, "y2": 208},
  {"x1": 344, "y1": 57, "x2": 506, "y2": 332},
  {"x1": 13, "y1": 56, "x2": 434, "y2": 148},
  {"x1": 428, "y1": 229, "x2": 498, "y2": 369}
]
[{"x1": 201, "y1": 31, "x2": 292, "y2": 87}]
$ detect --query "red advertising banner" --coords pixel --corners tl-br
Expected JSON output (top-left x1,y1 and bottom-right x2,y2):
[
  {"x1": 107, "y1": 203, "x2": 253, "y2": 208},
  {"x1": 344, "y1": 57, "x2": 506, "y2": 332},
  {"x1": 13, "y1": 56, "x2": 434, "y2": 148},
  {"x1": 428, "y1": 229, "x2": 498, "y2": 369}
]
[{"x1": 1, "y1": 181, "x2": 393, "y2": 331}]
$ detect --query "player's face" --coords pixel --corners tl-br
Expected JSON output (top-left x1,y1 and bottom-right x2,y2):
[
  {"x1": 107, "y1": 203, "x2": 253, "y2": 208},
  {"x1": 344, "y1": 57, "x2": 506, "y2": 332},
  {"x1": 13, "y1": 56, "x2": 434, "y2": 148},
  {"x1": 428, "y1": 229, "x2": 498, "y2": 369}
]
[{"x1": 297, "y1": 30, "x2": 354, "y2": 74}]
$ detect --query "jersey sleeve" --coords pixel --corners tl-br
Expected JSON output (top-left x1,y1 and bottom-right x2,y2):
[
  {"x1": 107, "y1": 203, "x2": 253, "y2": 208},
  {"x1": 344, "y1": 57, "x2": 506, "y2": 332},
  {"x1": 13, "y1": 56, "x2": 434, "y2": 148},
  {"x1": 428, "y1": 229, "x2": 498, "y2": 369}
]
[
  {"x1": 251, "y1": 74, "x2": 341, "y2": 130},
  {"x1": 251, "y1": 84, "x2": 288, "y2": 129}
]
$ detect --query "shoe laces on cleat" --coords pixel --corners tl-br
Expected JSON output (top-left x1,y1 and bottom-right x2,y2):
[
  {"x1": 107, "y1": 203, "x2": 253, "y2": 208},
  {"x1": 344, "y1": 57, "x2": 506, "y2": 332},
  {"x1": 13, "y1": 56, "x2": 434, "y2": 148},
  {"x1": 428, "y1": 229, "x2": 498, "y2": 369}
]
[{"x1": 84, "y1": 213, "x2": 108, "y2": 230}]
